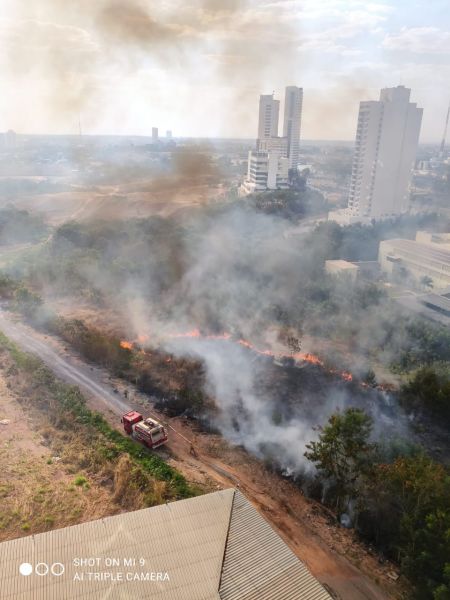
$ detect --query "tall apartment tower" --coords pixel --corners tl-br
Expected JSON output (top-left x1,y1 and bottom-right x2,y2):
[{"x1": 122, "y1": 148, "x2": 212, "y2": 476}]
[
  {"x1": 239, "y1": 92, "x2": 289, "y2": 196},
  {"x1": 257, "y1": 94, "x2": 280, "y2": 142},
  {"x1": 347, "y1": 86, "x2": 423, "y2": 220},
  {"x1": 283, "y1": 86, "x2": 303, "y2": 171}
]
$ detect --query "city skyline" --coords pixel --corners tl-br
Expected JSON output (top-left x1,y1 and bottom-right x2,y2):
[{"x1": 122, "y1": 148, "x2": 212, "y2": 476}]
[{"x1": 0, "y1": 0, "x2": 449, "y2": 141}]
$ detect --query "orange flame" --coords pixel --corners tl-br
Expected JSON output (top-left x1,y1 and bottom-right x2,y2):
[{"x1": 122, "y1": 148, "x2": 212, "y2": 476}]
[
  {"x1": 293, "y1": 352, "x2": 324, "y2": 366},
  {"x1": 170, "y1": 328, "x2": 201, "y2": 339},
  {"x1": 122, "y1": 329, "x2": 354, "y2": 384}
]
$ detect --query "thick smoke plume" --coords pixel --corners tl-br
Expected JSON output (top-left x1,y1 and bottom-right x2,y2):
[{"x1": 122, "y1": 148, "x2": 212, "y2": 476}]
[{"x1": 97, "y1": 204, "x2": 414, "y2": 475}]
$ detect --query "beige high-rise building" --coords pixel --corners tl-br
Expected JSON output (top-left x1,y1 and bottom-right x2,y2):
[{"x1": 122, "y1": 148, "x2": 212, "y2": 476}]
[
  {"x1": 257, "y1": 94, "x2": 280, "y2": 142},
  {"x1": 239, "y1": 90, "x2": 296, "y2": 196},
  {"x1": 347, "y1": 86, "x2": 423, "y2": 220},
  {"x1": 283, "y1": 86, "x2": 303, "y2": 171}
]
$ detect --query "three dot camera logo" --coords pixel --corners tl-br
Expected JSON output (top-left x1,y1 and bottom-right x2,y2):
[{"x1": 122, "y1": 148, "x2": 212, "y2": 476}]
[{"x1": 19, "y1": 562, "x2": 65, "y2": 577}]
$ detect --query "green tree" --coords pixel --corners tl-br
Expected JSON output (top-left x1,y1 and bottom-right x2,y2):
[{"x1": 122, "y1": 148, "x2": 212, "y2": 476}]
[
  {"x1": 0, "y1": 273, "x2": 16, "y2": 299},
  {"x1": 401, "y1": 366, "x2": 450, "y2": 422},
  {"x1": 363, "y1": 369, "x2": 377, "y2": 387},
  {"x1": 366, "y1": 455, "x2": 450, "y2": 599},
  {"x1": 304, "y1": 408, "x2": 374, "y2": 513},
  {"x1": 14, "y1": 286, "x2": 43, "y2": 319}
]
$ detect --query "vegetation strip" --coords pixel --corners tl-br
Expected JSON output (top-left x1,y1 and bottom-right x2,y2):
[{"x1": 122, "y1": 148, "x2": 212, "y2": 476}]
[{"x1": 0, "y1": 331, "x2": 194, "y2": 500}]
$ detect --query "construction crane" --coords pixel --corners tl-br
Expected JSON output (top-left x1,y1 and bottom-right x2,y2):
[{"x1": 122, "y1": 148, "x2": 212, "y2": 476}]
[{"x1": 439, "y1": 101, "x2": 450, "y2": 157}]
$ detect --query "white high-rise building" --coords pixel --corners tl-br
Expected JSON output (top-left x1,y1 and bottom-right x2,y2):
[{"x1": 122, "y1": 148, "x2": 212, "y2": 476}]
[
  {"x1": 257, "y1": 94, "x2": 280, "y2": 143},
  {"x1": 239, "y1": 90, "x2": 295, "y2": 196},
  {"x1": 347, "y1": 86, "x2": 423, "y2": 220},
  {"x1": 283, "y1": 86, "x2": 303, "y2": 171},
  {"x1": 240, "y1": 149, "x2": 289, "y2": 195}
]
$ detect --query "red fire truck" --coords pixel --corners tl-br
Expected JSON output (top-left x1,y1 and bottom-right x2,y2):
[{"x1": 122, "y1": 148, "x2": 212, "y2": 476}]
[{"x1": 121, "y1": 411, "x2": 168, "y2": 449}]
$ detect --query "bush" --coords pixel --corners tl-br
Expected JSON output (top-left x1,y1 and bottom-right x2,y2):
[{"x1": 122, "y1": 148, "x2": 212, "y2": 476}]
[
  {"x1": 401, "y1": 365, "x2": 450, "y2": 423},
  {"x1": 73, "y1": 475, "x2": 87, "y2": 487}
]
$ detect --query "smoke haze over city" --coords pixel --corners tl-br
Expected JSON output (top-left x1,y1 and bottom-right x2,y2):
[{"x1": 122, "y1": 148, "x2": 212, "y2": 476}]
[
  {"x1": 0, "y1": 0, "x2": 449, "y2": 141},
  {"x1": 0, "y1": 2, "x2": 449, "y2": 599}
]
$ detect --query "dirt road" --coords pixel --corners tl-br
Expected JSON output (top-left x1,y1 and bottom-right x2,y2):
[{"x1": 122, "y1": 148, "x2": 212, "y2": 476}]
[{"x1": 0, "y1": 308, "x2": 397, "y2": 600}]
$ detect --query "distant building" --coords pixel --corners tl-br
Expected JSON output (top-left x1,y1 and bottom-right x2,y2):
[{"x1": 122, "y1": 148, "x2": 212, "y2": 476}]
[
  {"x1": 325, "y1": 259, "x2": 360, "y2": 282},
  {"x1": 240, "y1": 150, "x2": 289, "y2": 195},
  {"x1": 0, "y1": 488, "x2": 331, "y2": 600},
  {"x1": 416, "y1": 159, "x2": 431, "y2": 172},
  {"x1": 283, "y1": 86, "x2": 303, "y2": 171},
  {"x1": 415, "y1": 231, "x2": 450, "y2": 246},
  {"x1": 256, "y1": 136, "x2": 289, "y2": 189},
  {"x1": 257, "y1": 135, "x2": 288, "y2": 155},
  {"x1": 152, "y1": 127, "x2": 158, "y2": 141},
  {"x1": 240, "y1": 87, "x2": 302, "y2": 196},
  {"x1": 4, "y1": 129, "x2": 17, "y2": 149},
  {"x1": 420, "y1": 290, "x2": 450, "y2": 318},
  {"x1": 166, "y1": 130, "x2": 172, "y2": 139},
  {"x1": 394, "y1": 286, "x2": 450, "y2": 327},
  {"x1": 330, "y1": 86, "x2": 423, "y2": 224},
  {"x1": 257, "y1": 94, "x2": 280, "y2": 143},
  {"x1": 379, "y1": 231, "x2": 450, "y2": 289}
]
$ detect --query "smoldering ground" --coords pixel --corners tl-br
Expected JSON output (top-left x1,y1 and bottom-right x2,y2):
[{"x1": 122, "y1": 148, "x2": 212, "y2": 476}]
[
  {"x1": 162, "y1": 335, "x2": 412, "y2": 476},
  {"x1": 23, "y1": 201, "x2": 421, "y2": 476},
  {"x1": 7, "y1": 153, "x2": 447, "y2": 476}
]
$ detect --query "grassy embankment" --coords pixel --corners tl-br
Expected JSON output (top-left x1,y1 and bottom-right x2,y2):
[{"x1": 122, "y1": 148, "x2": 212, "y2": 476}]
[{"x1": 0, "y1": 330, "x2": 199, "y2": 541}]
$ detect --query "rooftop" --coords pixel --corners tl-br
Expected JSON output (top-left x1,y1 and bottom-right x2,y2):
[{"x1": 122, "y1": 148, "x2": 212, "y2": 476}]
[
  {"x1": 325, "y1": 259, "x2": 359, "y2": 270},
  {"x1": 421, "y1": 292, "x2": 450, "y2": 314},
  {"x1": 2, "y1": 488, "x2": 331, "y2": 600},
  {"x1": 380, "y1": 238, "x2": 450, "y2": 264}
]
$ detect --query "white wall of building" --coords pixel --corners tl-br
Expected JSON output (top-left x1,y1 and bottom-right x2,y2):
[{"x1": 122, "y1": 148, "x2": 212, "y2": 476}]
[
  {"x1": 347, "y1": 86, "x2": 423, "y2": 221},
  {"x1": 283, "y1": 86, "x2": 303, "y2": 171},
  {"x1": 379, "y1": 237, "x2": 450, "y2": 289}
]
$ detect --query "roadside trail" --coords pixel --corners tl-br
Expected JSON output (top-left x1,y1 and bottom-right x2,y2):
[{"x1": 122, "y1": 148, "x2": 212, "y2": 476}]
[{"x1": 0, "y1": 308, "x2": 131, "y2": 416}]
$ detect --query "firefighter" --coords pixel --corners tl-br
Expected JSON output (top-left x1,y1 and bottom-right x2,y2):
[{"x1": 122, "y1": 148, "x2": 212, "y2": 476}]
[{"x1": 189, "y1": 442, "x2": 198, "y2": 458}]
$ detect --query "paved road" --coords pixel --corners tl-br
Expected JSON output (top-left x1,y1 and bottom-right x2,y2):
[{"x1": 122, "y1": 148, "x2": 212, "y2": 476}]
[{"x1": 0, "y1": 308, "x2": 131, "y2": 416}]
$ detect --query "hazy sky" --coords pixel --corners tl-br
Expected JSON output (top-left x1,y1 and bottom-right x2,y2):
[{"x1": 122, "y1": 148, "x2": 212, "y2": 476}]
[{"x1": 0, "y1": 0, "x2": 449, "y2": 141}]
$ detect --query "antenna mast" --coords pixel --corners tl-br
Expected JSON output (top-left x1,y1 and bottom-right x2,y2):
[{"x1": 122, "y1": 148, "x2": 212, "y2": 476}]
[{"x1": 439, "y1": 101, "x2": 450, "y2": 156}]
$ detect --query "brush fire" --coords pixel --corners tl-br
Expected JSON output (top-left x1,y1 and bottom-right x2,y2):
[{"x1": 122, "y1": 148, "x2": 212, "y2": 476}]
[{"x1": 120, "y1": 330, "x2": 354, "y2": 382}]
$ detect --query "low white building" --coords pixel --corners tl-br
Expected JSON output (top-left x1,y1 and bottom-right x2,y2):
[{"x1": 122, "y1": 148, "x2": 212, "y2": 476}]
[
  {"x1": 325, "y1": 259, "x2": 360, "y2": 282},
  {"x1": 379, "y1": 232, "x2": 450, "y2": 289},
  {"x1": 239, "y1": 148, "x2": 289, "y2": 196}
]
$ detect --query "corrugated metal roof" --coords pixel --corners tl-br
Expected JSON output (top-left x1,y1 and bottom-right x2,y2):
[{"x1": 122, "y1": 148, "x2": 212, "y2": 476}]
[
  {"x1": 381, "y1": 239, "x2": 450, "y2": 263},
  {"x1": 2, "y1": 489, "x2": 233, "y2": 600},
  {"x1": 219, "y1": 491, "x2": 332, "y2": 600},
  {"x1": 421, "y1": 292, "x2": 450, "y2": 313},
  {"x1": 1, "y1": 488, "x2": 332, "y2": 600}
]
